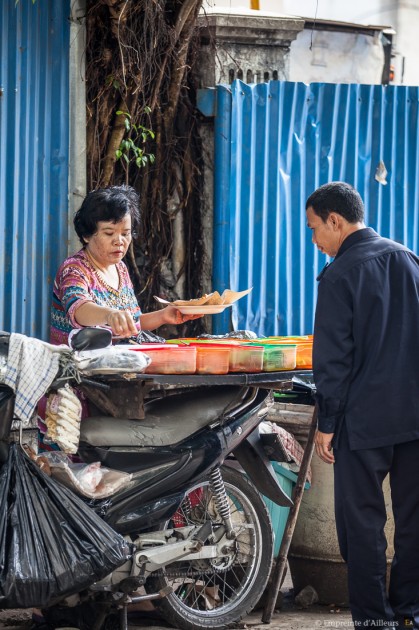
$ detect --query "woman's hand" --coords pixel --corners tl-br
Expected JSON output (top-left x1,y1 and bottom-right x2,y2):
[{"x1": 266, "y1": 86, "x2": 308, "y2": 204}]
[
  {"x1": 161, "y1": 305, "x2": 203, "y2": 325},
  {"x1": 75, "y1": 302, "x2": 138, "y2": 337},
  {"x1": 138, "y1": 305, "x2": 203, "y2": 331},
  {"x1": 106, "y1": 309, "x2": 138, "y2": 338}
]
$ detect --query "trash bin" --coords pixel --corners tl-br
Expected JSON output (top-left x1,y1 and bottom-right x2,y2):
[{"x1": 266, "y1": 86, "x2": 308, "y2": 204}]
[{"x1": 263, "y1": 462, "x2": 310, "y2": 557}]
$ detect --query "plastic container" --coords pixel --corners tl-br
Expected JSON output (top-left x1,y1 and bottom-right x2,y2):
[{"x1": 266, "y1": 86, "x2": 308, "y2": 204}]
[
  {"x1": 294, "y1": 342, "x2": 313, "y2": 369},
  {"x1": 195, "y1": 346, "x2": 231, "y2": 374},
  {"x1": 131, "y1": 345, "x2": 197, "y2": 374},
  {"x1": 263, "y1": 462, "x2": 310, "y2": 557},
  {"x1": 251, "y1": 343, "x2": 297, "y2": 371},
  {"x1": 170, "y1": 340, "x2": 264, "y2": 374},
  {"x1": 228, "y1": 345, "x2": 264, "y2": 373},
  {"x1": 264, "y1": 336, "x2": 313, "y2": 370}
]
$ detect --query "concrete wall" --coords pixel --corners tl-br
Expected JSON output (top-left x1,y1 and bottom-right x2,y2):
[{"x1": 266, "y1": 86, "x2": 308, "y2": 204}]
[
  {"x1": 290, "y1": 29, "x2": 385, "y2": 84},
  {"x1": 204, "y1": 0, "x2": 419, "y2": 85},
  {"x1": 198, "y1": 9, "x2": 304, "y2": 88}
]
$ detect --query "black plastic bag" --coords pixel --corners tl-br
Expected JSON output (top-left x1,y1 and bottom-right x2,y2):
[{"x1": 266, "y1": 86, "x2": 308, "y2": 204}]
[
  {"x1": 0, "y1": 385, "x2": 14, "y2": 464},
  {"x1": 0, "y1": 444, "x2": 133, "y2": 608},
  {"x1": 134, "y1": 330, "x2": 165, "y2": 344}
]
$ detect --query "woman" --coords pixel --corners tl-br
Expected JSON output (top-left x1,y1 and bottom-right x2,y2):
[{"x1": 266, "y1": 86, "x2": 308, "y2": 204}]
[
  {"x1": 35, "y1": 185, "x2": 199, "y2": 627},
  {"x1": 39, "y1": 184, "x2": 201, "y2": 449},
  {"x1": 50, "y1": 185, "x2": 199, "y2": 344}
]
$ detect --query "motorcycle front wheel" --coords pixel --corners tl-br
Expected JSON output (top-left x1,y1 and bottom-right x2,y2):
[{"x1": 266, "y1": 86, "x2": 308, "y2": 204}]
[{"x1": 147, "y1": 465, "x2": 274, "y2": 630}]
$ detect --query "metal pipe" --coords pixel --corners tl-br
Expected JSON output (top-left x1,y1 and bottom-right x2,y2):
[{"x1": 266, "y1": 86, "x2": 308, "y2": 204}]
[{"x1": 213, "y1": 85, "x2": 232, "y2": 334}]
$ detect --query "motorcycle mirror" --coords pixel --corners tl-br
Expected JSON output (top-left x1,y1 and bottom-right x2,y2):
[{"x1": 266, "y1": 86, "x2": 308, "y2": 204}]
[{"x1": 69, "y1": 327, "x2": 112, "y2": 351}]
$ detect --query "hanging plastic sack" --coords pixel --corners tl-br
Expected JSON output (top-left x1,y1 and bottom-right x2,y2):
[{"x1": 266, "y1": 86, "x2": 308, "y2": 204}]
[
  {"x1": 44, "y1": 384, "x2": 82, "y2": 454},
  {"x1": 0, "y1": 385, "x2": 14, "y2": 464},
  {"x1": 0, "y1": 444, "x2": 133, "y2": 608},
  {"x1": 38, "y1": 451, "x2": 133, "y2": 499}
]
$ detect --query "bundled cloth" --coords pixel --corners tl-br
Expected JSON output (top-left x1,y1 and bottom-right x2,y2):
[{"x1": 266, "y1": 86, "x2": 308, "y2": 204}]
[
  {"x1": 0, "y1": 444, "x2": 133, "y2": 608},
  {"x1": 3, "y1": 333, "x2": 67, "y2": 426}
]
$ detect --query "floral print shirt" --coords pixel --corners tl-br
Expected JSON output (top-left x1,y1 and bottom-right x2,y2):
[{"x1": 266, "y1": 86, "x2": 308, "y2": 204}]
[{"x1": 50, "y1": 248, "x2": 142, "y2": 344}]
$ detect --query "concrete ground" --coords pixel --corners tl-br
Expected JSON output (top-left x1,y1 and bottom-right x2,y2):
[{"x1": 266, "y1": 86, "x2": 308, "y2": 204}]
[
  {"x1": 0, "y1": 586, "x2": 353, "y2": 630},
  {"x1": 126, "y1": 592, "x2": 354, "y2": 630},
  {"x1": 0, "y1": 603, "x2": 353, "y2": 630}
]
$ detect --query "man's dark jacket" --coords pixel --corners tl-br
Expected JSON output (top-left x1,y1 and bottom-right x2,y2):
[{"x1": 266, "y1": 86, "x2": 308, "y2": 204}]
[{"x1": 313, "y1": 227, "x2": 419, "y2": 450}]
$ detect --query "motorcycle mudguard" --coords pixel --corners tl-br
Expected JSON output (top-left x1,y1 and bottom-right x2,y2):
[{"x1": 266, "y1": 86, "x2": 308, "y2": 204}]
[{"x1": 233, "y1": 428, "x2": 293, "y2": 507}]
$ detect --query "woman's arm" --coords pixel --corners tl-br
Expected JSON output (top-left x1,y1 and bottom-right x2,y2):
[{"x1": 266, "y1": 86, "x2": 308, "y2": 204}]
[
  {"x1": 139, "y1": 305, "x2": 202, "y2": 330},
  {"x1": 75, "y1": 302, "x2": 138, "y2": 337},
  {"x1": 75, "y1": 303, "x2": 201, "y2": 337}
]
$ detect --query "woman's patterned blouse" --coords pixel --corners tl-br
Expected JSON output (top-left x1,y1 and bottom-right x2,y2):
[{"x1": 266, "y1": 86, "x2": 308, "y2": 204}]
[{"x1": 50, "y1": 248, "x2": 142, "y2": 344}]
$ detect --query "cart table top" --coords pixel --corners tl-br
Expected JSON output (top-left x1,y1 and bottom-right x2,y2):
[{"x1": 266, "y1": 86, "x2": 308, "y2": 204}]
[{"x1": 93, "y1": 369, "x2": 313, "y2": 388}]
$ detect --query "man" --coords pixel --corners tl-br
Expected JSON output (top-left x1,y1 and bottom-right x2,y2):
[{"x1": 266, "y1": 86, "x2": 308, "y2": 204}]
[{"x1": 306, "y1": 181, "x2": 419, "y2": 628}]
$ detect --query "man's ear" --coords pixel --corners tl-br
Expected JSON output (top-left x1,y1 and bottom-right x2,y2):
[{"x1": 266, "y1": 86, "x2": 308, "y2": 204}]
[{"x1": 329, "y1": 212, "x2": 340, "y2": 230}]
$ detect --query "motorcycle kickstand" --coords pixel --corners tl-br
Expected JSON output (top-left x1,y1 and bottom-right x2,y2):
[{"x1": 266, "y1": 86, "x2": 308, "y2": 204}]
[
  {"x1": 91, "y1": 604, "x2": 112, "y2": 630},
  {"x1": 119, "y1": 605, "x2": 128, "y2": 630}
]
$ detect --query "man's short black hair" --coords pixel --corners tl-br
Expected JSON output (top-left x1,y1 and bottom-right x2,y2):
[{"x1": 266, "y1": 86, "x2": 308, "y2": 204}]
[
  {"x1": 306, "y1": 182, "x2": 365, "y2": 224},
  {"x1": 74, "y1": 185, "x2": 140, "y2": 246}
]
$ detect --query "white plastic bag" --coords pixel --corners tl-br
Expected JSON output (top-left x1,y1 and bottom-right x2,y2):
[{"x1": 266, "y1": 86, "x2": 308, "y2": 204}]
[{"x1": 73, "y1": 347, "x2": 151, "y2": 375}]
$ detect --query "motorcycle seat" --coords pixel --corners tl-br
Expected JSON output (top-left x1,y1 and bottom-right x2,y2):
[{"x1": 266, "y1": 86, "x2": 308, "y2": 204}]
[{"x1": 80, "y1": 385, "x2": 250, "y2": 448}]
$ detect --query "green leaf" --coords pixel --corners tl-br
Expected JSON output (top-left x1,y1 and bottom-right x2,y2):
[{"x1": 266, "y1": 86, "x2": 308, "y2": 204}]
[
  {"x1": 123, "y1": 154, "x2": 129, "y2": 164},
  {"x1": 149, "y1": 153, "x2": 155, "y2": 163},
  {"x1": 124, "y1": 118, "x2": 130, "y2": 131},
  {"x1": 149, "y1": 130, "x2": 155, "y2": 139},
  {"x1": 144, "y1": 106, "x2": 151, "y2": 114},
  {"x1": 115, "y1": 149, "x2": 122, "y2": 159}
]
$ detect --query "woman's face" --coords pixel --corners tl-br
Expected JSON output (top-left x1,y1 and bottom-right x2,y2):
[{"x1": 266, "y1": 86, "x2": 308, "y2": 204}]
[{"x1": 84, "y1": 214, "x2": 132, "y2": 267}]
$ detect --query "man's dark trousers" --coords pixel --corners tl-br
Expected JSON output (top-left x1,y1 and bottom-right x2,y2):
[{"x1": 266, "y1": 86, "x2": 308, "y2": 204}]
[{"x1": 334, "y1": 424, "x2": 419, "y2": 628}]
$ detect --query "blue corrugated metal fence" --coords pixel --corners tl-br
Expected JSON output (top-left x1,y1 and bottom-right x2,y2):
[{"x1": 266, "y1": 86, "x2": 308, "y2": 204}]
[
  {"x1": 0, "y1": 0, "x2": 70, "y2": 340},
  {"x1": 207, "y1": 80, "x2": 419, "y2": 335}
]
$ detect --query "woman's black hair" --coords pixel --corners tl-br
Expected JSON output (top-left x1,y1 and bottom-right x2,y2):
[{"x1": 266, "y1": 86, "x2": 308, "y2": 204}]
[
  {"x1": 74, "y1": 185, "x2": 141, "y2": 246},
  {"x1": 305, "y1": 181, "x2": 364, "y2": 224}
]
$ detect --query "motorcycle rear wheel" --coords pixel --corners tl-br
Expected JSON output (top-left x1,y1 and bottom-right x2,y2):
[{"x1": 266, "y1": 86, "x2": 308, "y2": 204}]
[{"x1": 147, "y1": 465, "x2": 273, "y2": 630}]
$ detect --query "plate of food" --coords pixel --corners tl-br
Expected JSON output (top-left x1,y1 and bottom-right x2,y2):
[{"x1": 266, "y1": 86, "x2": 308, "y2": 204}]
[{"x1": 154, "y1": 288, "x2": 252, "y2": 313}]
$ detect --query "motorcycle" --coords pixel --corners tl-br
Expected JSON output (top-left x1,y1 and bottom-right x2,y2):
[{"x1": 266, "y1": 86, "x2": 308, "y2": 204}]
[{"x1": 0, "y1": 329, "x2": 296, "y2": 630}]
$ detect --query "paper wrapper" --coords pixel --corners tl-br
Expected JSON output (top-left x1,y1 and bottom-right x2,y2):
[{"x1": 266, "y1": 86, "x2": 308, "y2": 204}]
[{"x1": 154, "y1": 288, "x2": 252, "y2": 307}]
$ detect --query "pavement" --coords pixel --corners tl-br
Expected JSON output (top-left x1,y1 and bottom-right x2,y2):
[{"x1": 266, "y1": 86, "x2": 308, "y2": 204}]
[
  {"x1": 0, "y1": 590, "x2": 353, "y2": 630},
  {"x1": 126, "y1": 599, "x2": 354, "y2": 630}
]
